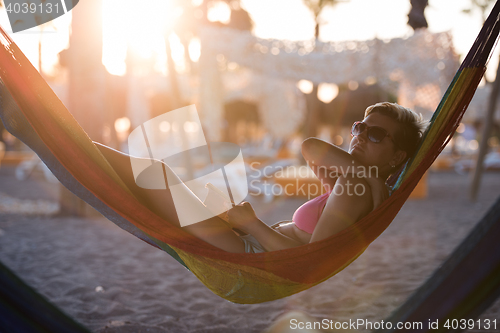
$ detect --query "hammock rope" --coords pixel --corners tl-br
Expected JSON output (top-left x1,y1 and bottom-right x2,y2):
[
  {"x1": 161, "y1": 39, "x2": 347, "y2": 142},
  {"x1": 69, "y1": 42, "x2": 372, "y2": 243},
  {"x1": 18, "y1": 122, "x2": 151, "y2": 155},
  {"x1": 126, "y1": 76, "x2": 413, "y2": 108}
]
[{"x1": 0, "y1": 2, "x2": 499, "y2": 304}]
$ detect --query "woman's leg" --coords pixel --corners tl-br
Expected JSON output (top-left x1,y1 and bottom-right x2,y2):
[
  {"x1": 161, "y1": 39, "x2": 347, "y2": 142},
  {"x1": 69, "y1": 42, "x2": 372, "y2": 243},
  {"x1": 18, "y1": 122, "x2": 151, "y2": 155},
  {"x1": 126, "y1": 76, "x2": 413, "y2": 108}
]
[{"x1": 94, "y1": 142, "x2": 245, "y2": 253}]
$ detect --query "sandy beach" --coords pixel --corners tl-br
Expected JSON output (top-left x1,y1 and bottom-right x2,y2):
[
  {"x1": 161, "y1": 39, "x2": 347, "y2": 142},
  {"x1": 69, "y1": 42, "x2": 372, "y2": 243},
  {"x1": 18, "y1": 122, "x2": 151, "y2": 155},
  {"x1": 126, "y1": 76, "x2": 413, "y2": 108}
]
[{"x1": 0, "y1": 164, "x2": 499, "y2": 332}]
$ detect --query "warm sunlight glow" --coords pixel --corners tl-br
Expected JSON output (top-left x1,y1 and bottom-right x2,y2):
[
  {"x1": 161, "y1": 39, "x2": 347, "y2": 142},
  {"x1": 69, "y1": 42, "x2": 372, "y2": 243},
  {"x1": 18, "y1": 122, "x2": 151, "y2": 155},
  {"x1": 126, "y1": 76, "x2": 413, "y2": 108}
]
[
  {"x1": 0, "y1": 10, "x2": 71, "y2": 77},
  {"x1": 317, "y1": 83, "x2": 339, "y2": 103},
  {"x1": 239, "y1": 0, "x2": 495, "y2": 76},
  {"x1": 348, "y1": 81, "x2": 359, "y2": 91},
  {"x1": 0, "y1": 0, "x2": 495, "y2": 88},
  {"x1": 207, "y1": 1, "x2": 231, "y2": 24},
  {"x1": 189, "y1": 37, "x2": 201, "y2": 62},
  {"x1": 297, "y1": 79, "x2": 313, "y2": 94},
  {"x1": 160, "y1": 121, "x2": 171, "y2": 133},
  {"x1": 169, "y1": 33, "x2": 186, "y2": 73},
  {"x1": 115, "y1": 117, "x2": 131, "y2": 133},
  {"x1": 468, "y1": 139, "x2": 479, "y2": 150},
  {"x1": 102, "y1": 0, "x2": 176, "y2": 76},
  {"x1": 333, "y1": 135, "x2": 343, "y2": 146},
  {"x1": 184, "y1": 121, "x2": 200, "y2": 133}
]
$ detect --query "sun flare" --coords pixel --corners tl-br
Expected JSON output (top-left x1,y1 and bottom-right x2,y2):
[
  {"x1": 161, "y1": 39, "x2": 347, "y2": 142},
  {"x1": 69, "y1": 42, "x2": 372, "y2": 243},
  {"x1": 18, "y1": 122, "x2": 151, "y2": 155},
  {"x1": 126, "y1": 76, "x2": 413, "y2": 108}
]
[{"x1": 102, "y1": 0, "x2": 179, "y2": 76}]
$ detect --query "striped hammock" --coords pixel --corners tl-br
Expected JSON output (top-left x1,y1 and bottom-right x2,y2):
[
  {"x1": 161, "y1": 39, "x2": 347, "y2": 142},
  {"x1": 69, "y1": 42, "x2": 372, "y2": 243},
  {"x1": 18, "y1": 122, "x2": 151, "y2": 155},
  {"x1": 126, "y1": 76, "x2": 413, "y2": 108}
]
[{"x1": 0, "y1": 2, "x2": 499, "y2": 304}]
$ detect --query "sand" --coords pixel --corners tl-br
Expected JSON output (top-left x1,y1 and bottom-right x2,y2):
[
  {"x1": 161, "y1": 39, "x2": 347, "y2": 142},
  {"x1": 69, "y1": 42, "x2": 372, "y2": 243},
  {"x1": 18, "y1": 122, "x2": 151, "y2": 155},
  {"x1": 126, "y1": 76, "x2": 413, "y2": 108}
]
[{"x1": 0, "y1": 165, "x2": 499, "y2": 332}]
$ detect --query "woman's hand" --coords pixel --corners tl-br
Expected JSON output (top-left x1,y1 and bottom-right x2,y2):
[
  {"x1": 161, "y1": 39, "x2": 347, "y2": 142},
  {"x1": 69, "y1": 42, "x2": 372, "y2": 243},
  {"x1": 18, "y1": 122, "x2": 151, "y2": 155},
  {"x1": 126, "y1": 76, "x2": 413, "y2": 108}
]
[{"x1": 227, "y1": 202, "x2": 260, "y2": 233}]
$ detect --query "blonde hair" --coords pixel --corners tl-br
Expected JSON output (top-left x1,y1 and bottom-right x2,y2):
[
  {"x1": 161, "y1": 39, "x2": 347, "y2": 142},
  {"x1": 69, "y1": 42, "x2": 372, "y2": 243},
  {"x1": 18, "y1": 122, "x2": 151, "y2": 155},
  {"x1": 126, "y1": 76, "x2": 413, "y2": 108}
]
[{"x1": 364, "y1": 102, "x2": 429, "y2": 166}]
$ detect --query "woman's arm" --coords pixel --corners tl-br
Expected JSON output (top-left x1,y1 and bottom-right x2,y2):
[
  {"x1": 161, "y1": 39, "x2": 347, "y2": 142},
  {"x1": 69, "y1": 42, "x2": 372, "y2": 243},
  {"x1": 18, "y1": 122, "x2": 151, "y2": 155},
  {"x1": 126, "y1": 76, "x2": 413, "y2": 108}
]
[
  {"x1": 228, "y1": 202, "x2": 304, "y2": 251},
  {"x1": 309, "y1": 175, "x2": 373, "y2": 243},
  {"x1": 302, "y1": 138, "x2": 388, "y2": 209},
  {"x1": 302, "y1": 138, "x2": 368, "y2": 182}
]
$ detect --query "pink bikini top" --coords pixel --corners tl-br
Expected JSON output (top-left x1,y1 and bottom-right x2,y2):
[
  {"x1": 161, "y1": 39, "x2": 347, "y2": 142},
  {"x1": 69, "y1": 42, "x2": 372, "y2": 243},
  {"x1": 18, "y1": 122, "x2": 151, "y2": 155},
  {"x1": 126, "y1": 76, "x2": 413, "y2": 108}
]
[{"x1": 292, "y1": 189, "x2": 333, "y2": 234}]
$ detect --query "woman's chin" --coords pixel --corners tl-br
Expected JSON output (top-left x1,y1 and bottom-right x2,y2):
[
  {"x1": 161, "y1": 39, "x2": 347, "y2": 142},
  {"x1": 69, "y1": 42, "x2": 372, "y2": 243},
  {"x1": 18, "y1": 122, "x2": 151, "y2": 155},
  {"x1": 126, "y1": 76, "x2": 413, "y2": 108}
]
[
  {"x1": 349, "y1": 148, "x2": 362, "y2": 156},
  {"x1": 350, "y1": 151, "x2": 371, "y2": 166}
]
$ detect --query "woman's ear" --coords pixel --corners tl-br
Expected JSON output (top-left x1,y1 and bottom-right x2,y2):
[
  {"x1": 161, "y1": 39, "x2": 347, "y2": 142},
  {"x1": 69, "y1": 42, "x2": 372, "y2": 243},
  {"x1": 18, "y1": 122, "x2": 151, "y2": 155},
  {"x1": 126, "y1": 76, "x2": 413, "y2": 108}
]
[{"x1": 391, "y1": 150, "x2": 407, "y2": 167}]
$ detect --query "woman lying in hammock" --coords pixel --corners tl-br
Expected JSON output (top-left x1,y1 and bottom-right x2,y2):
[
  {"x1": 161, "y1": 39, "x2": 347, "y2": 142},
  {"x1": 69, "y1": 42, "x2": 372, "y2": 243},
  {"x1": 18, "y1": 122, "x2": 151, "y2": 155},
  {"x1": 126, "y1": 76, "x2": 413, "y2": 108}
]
[{"x1": 96, "y1": 102, "x2": 427, "y2": 253}]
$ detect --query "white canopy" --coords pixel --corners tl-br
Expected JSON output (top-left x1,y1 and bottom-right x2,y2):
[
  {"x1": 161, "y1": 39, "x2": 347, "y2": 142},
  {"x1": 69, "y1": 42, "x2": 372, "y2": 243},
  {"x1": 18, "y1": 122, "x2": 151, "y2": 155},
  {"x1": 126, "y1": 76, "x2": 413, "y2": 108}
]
[{"x1": 199, "y1": 26, "x2": 459, "y2": 140}]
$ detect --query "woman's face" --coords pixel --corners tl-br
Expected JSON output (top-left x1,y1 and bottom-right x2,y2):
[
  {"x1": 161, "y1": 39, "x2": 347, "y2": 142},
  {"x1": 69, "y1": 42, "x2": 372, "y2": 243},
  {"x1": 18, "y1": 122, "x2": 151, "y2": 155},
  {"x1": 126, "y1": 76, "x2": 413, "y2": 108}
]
[{"x1": 348, "y1": 112, "x2": 406, "y2": 175}]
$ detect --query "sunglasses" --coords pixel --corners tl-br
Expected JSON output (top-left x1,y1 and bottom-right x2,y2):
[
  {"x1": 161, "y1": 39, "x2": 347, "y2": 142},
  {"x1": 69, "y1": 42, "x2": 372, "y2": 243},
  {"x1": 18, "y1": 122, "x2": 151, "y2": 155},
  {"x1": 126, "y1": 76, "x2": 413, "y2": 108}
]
[{"x1": 351, "y1": 121, "x2": 398, "y2": 146}]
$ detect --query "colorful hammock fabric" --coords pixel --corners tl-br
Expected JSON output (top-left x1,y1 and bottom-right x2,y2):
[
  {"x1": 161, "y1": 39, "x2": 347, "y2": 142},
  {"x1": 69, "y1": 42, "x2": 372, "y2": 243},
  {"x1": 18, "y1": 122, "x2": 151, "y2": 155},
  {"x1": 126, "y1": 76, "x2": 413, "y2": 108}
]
[{"x1": 0, "y1": 3, "x2": 499, "y2": 304}]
